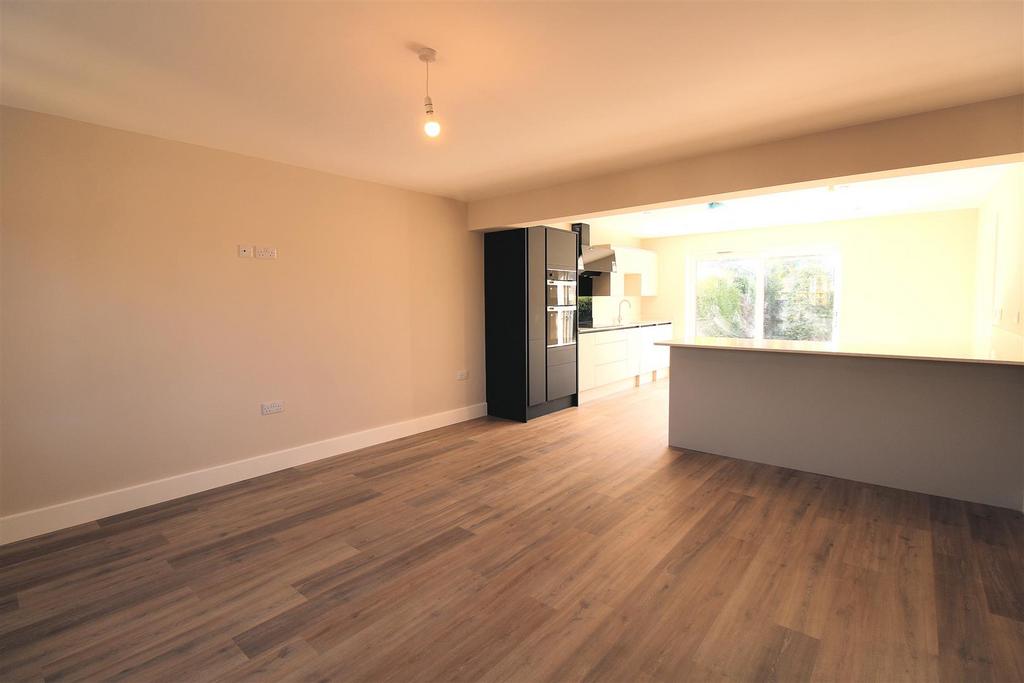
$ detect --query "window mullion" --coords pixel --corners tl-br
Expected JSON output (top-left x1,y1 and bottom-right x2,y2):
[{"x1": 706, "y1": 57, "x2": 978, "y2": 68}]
[{"x1": 754, "y1": 258, "x2": 766, "y2": 341}]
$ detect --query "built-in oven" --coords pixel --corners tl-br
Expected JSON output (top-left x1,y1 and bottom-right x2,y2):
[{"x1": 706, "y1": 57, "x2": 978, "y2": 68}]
[
  {"x1": 547, "y1": 305, "x2": 576, "y2": 347},
  {"x1": 546, "y1": 269, "x2": 577, "y2": 307}
]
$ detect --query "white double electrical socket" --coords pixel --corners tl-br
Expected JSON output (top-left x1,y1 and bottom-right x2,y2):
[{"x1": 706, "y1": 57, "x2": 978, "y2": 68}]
[{"x1": 261, "y1": 400, "x2": 284, "y2": 415}]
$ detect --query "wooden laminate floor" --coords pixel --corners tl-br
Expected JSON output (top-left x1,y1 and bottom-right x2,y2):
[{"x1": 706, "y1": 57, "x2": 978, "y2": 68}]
[{"x1": 2, "y1": 381, "x2": 1023, "y2": 682}]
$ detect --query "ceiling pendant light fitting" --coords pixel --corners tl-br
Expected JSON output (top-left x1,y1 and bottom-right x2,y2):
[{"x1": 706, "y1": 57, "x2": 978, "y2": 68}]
[{"x1": 418, "y1": 46, "x2": 441, "y2": 138}]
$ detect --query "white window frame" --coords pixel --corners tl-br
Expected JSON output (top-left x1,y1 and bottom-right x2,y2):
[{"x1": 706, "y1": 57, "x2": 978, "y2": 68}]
[{"x1": 685, "y1": 246, "x2": 842, "y2": 345}]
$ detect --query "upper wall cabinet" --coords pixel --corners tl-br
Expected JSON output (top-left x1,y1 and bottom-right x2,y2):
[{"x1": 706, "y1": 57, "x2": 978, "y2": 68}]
[
  {"x1": 590, "y1": 245, "x2": 658, "y2": 297},
  {"x1": 635, "y1": 249, "x2": 658, "y2": 296},
  {"x1": 547, "y1": 229, "x2": 578, "y2": 271}
]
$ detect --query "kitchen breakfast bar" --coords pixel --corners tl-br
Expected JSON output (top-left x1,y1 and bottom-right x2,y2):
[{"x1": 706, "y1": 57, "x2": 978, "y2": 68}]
[{"x1": 657, "y1": 338, "x2": 1024, "y2": 511}]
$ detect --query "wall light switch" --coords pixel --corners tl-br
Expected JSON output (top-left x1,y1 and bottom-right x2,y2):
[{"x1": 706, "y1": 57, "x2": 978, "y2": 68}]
[
  {"x1": 261, "y1": 400, "x2": 284, "y2": 415},
  {"x1": 255, "y1": 246, "x2": 278, "y2": 259},
  {"x1": 455, "y1": 370, "x2": 469, "y2": 381},
  {"x1": 238, "y1": 245, "x2": 253, "y2": 258}
]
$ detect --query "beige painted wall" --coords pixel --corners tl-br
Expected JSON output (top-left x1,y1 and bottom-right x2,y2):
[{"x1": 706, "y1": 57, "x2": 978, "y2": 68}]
[
  {"x1": 0, "y1": 107, "x2": 484, "y2": 516},
  {"x1": 587, "y1": 224, "x2": 641, "y2": 249},
  {"x1": 469, "y1": 95, "x2": 1024, "y2": 230},
  {"x1": 641, "y1": 210, "x2": 980, "y2": 357}
]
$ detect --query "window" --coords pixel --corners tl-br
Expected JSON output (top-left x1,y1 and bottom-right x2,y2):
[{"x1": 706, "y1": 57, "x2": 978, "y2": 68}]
[
  {"x1": 692, "y1": 250, "x2": 838, "y2": 342},
  {"x1": 695, "y1": 259, "x2": 756, "y2": 338}
]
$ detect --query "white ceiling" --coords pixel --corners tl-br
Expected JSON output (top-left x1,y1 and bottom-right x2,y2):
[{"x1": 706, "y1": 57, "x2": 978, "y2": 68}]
[
  {"x1": 583, "y1": 162, "x2": 1021, "y2": 239},
  {"x1": 2, "y1": 2, "x2": 1022, "y2": 201}
]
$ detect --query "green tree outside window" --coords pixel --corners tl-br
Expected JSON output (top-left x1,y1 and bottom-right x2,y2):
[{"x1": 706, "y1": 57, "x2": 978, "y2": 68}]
[
  {"x1": 694, "y1": 253, "x2": 836, "y2": 342},
  {"x1": 764, "y1": 256, "x2": 835, "y2": 341},
  {"x1": 695, "y1": 260, "x2": 756, "y2": 338}
]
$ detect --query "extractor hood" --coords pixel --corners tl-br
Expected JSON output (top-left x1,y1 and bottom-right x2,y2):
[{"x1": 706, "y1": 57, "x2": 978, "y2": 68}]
[{"x1": 572, "y1": 223, "x2": 617, "y2": 275}]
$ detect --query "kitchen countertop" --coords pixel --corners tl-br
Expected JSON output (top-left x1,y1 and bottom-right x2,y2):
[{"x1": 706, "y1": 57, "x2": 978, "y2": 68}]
[
  {"x1": 579, "y1": 320, "x2": 672, "y2": 334},
  {"x1": 655, "y1": 336, "x2": 1024, "y2": 367}
]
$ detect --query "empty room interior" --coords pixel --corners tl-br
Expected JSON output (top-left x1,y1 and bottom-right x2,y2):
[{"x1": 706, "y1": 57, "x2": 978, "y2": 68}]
[{"x1": 2, "y1": 2, "x2": 1024, "y2": 681}]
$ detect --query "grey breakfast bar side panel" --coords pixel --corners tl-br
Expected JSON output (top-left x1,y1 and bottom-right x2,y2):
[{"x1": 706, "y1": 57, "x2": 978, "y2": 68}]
[{"x1": 667, "y1": 345, "x2": 1024, "y2": 511}]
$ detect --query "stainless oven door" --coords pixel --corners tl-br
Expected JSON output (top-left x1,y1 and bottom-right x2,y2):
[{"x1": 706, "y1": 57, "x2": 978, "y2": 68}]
[
  {"x1": 546, "y1": 281, "x2": 577, "y2": 307},
  {"x1": 547, "y1": 306, "x2": 577, "y2": 347}
]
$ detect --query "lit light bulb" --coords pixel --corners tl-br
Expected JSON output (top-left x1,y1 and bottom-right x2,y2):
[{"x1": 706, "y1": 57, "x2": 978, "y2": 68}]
[{"x1": 418, "y1": 48, "x2": 443, "y2": 139}]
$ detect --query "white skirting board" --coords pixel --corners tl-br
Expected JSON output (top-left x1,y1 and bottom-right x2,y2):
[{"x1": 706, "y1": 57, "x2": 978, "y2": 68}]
[{"x1": 0, "y1": 402, "x2": 488, "y2": 545}]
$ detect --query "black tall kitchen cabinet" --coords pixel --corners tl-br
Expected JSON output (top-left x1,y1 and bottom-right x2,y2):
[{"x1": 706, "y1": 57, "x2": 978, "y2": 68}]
[{"x1": 484, "y1": 226, "x2": 579, "y2": 422}]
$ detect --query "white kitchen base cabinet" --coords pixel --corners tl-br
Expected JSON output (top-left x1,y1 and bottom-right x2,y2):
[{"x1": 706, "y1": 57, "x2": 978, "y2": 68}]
[
  {"x1": 640, "y1": 324, "x2": 673, "y2": 372},
  {"x1": 579, "y1": 323, "x2": 672, "y2": 396}
]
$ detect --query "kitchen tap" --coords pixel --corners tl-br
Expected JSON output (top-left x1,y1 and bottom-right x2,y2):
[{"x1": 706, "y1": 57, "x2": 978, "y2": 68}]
[{"x1": 617, "y1": 299, "x2": 632, "y2": 325}]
